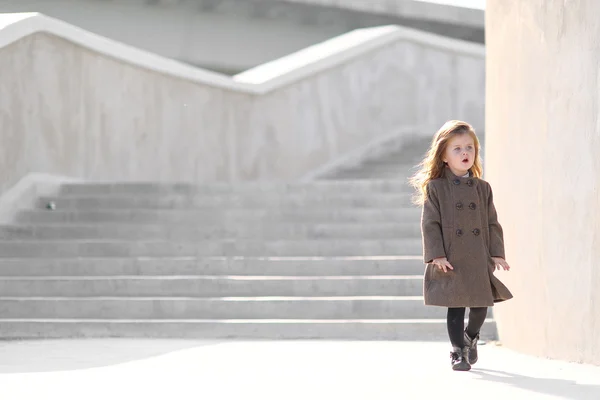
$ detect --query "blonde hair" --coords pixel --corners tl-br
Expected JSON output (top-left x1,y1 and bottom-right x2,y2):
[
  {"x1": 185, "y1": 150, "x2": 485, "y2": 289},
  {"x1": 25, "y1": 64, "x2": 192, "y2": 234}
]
[{"x1": 409, "y1": 120, "x2": 483, "y2": 205}]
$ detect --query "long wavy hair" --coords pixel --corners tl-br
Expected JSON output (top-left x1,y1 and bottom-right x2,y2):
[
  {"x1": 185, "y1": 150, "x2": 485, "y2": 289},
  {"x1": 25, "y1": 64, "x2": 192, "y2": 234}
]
[{"x1": 409, "y1": 120, "x2": 483, "y2": 205}]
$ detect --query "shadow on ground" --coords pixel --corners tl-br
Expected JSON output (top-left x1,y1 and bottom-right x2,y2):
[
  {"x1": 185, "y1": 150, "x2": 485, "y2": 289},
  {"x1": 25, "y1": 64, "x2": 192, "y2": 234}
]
[
  {"x1": 0, "y1": 339, "x2": 223, "y2": 373},
  {"x1": 472, "y1": 368, "x2": 600, "y2": 400}
]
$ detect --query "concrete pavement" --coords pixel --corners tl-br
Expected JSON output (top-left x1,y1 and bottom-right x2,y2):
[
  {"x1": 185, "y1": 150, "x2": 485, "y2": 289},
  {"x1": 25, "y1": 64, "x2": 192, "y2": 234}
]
[{"x1": 0, "y1": 340, "x2": 599, "y2": 399}]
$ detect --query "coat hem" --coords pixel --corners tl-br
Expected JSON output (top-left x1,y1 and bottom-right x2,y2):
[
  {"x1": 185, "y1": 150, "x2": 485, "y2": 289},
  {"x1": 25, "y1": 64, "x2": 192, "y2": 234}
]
[{"x1": 424, "y1": 302, "x2": 495, "y2": 308}]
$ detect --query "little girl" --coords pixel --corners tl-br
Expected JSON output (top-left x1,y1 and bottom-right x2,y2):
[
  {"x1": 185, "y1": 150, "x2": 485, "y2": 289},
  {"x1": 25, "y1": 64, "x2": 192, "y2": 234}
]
[{"x1": 409, "y1": 120, "x2": 513, "y2": 371}]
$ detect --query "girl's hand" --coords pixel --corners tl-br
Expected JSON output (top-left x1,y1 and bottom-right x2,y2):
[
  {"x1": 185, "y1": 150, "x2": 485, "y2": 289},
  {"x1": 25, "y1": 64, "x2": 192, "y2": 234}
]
[
  {"x1": 432, "y1": 257, "x2": 454, "y2": 273},
  {"x1": 492, "y1": 256, "x2": 511, "y2": 271}
]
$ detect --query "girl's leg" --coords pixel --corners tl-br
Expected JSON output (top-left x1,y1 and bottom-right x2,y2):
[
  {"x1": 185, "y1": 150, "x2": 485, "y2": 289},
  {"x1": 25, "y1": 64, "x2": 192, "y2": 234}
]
[
  {"x1": 464, "y1": 307, "x2": 488, "y2": 365},
  {"x1": 447, "y1": 307, "x2": 470, "y2": 371},
  {"x1": 466, "y1": 307, "x2": 488, "y2": 338},
  {"x1": 447, "y1": 307, "x2": 466, "y2": 348}
]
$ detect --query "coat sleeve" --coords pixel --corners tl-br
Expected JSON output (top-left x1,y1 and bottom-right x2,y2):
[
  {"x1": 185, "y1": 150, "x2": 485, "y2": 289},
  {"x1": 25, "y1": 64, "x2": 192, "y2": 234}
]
[
  {"x1": 487, "y1": 183, "x2": 506, "y2": 259},
  {"x1": 421, "y1": 183, "x2": 446, "y2": 263}
]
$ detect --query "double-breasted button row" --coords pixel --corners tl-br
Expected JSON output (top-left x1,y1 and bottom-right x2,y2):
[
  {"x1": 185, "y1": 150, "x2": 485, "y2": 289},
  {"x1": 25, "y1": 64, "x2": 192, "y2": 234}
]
[
  {"x1": 452, "y1": 179, "x2": 474, "y2": 187},
  {"x1": 456, "y1": 202, "x2": 477, "y2": 210},
  {"x1": 456, "y1": 228, "x2": 481, "y2": 237}
]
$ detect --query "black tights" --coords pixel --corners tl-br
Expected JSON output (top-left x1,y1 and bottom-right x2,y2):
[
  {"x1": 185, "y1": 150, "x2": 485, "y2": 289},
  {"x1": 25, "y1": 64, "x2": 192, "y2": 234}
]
[{"x1": 447, "y1": 307, "x2": 487, "y2": 348}]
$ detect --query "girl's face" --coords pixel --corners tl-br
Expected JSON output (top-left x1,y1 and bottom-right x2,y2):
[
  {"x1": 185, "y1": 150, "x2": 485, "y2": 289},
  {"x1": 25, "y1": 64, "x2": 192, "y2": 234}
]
[{"x1": 442, "y1": 133, "x2": 476, "y2": 176}]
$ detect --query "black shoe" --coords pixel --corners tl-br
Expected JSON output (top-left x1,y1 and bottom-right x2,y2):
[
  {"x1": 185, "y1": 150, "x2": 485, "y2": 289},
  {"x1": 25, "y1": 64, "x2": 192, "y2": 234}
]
[
  {"x1": 450, "y1": 347, "x2": 471, "y2": 371},
  {"x1": 464, "y1": 331, "x2": 480, "y2": 365}
]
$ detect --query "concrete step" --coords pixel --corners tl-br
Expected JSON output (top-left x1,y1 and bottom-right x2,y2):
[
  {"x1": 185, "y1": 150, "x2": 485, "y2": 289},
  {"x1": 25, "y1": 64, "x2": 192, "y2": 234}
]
[
  {"x1": 59, "y1": 181, "x2": 412, "y2": 196},
  {"x1": 16, "y1": 208, "x2": 421, "y2": 224},
  {"x1": 366, "y1": 160, "x2": 421, "y2": 168},
  {"x1": 344, "y1": 164, "x2": 414, "y2": 174},
  {"x1": 0, "y1": 319, "x2": 498, "y2": 340},
  {"x1": 0, "y1": 296, "x2": 442, "y2": 319},
  {"x1": 319, "y1": 160, "x2": 418, "y2": 178},
  {"x1": 0, "y1": 239, "x2": 423, "y2": 257},
  {"x1": 0, "y1": 276, "x2": 423, "y2": 297},
  {"x1": 0, "y1": 223, "x2": 422, "y2": 240},
  {"x1": 325, "y1": 169, "x2": 412, "y2": 180},
  {"x1": 0, "y1": 256, "x2": 425, "y2": 276},
  {"x1": 318, "y1": 148, "x2": 426, "y2": 180},
  {"x1": 37, "y1": 193, "x2": 415, "y2": 209}
]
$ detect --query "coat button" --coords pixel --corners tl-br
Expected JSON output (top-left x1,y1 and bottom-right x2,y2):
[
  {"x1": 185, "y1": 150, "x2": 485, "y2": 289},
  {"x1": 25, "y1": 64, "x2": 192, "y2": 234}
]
[
  {"x1": 469, "y1": 202, "x2": 477, "y2": 210},
  {"x1": 472, "y1": 228, "x2": 480, "y2": 236},
  {"x1": 456, "y1": 202, "x2": 463, "y2": 210},
  {"x1": 453, "y1": 179, "x2": 460, "y2": 185},
  {"x1": 456, "y1": 229, "x2": 463, "y2": 237},
  {"x1": 467, "y1": 179, "x2": 474, "y2": 187}
]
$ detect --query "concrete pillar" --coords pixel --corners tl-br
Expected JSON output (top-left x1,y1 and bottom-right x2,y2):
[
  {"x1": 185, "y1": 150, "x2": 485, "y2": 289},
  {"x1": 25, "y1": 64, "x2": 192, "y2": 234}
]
[{"x1": 485, "y1": 1, "x2": 600, "y2": 365}]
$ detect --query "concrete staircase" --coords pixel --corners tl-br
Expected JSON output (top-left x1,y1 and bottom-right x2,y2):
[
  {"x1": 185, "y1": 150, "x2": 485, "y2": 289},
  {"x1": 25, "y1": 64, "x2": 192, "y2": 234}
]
[
  {"x1": 0, "y1": 139, "x2": 496, "y2": 340},
  {"x1": 319, "y1": 137, "x2": 431, "y2": 180}
]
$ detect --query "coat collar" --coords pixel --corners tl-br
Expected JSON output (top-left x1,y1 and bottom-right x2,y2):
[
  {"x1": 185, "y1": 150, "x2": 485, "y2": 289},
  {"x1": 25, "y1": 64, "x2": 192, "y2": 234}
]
[{"x1": 443, "y1": 166, "x2": 477, "y2": 187}]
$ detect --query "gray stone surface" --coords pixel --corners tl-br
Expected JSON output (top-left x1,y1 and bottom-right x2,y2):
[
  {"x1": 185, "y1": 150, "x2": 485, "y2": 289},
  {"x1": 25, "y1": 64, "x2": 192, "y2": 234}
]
[
  {"x1": 33, "y1": 192, "x2": 415, "y2": 209},
  {"x1": 0, "y1": 0, "x2": 483, "y2": 77},
  {"x1": 0, "y1": 16, "x2": 484, "y2": 190},
  {"x1": 14, "y1": 208, "x2": 421, "y2": 224},
  {"x1": 0, "y1": 275, "x2": 424, "y2": 297},
  {"x1": 320, "y1": 135, "x2": 431, "y2": 180},
  {"x1": 58, "y1": 181, "x2": 415, "y2": 195},
  {"x1": 0, "y1": 296, "x2": 443, "y2": 319},
  {"x1": 0, "y1": 176, "x2": 442, "y2": 339},
  {"x1": 487, "y1": 1, "x2": 600, "y2": 366},
  {"x1": 276, "y1": 0, "x2": 485, "y2": 28},
  {"x1": 0, "y1": 238, "x2": 422, "y2": 257},
  {"x1": 0, "y1": 340, "x2": 599, "y2": 399},
  {"x1": 200, "y1": 0, "x2": 485, "y2": 43},
  {"x1": 0, "y1": 222, "x2": 423, "y2": 240},
  {"x1": 0, "y1": 321, "x2": 496, "y2": 340},
  {"x1": 0, "y1": 256, "x2": 426, "y2": 276},
  {"x1": 0, "y1": 141, "x2": 497, "y2": 341},
  {"x1": 0, "y1": 174, "x2": 79, "y2": 224},
  {"x1": 0, "y1": 0, "x2": 347, "y2": 74}
]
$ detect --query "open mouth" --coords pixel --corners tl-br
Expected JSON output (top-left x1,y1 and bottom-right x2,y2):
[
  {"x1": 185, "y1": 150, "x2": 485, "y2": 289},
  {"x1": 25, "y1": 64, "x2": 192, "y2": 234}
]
[{"x1": 462, "y1": 158, "x2": 469, "y2": 163}]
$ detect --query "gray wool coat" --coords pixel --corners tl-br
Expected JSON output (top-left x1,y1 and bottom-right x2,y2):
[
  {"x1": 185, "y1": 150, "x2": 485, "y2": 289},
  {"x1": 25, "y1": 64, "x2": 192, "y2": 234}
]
[{"x1": 421, "y1": 167, "x2": 513, "y2": 307}]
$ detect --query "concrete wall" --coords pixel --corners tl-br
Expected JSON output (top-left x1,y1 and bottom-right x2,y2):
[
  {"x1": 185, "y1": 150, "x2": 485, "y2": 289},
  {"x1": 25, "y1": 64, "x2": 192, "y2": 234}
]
[
  {"x1": 0, "y1": 13, "x2": 484, "y2": 193},
  {"x1": 486, "y1": 1, "x2": 600, "y2": 365},
  {"x1": 201, "y1": 0, "x2": 485, "y2": 43},
  {"x1": 277, "y1": 0, "x2": 484, "y2": 28},
  {"x1": 0, "y1": 0, "x2": 347, "y2": 74},
  {"x1": 0, "y1": 0, "x2": 484, "y2": 76}
]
